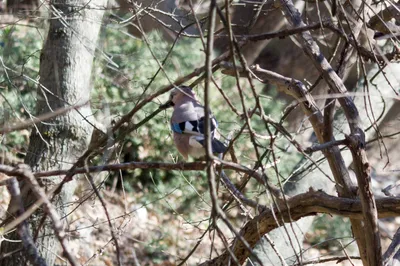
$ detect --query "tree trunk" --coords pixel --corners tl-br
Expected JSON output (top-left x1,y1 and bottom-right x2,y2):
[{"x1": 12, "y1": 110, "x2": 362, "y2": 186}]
[{"x1": 0, "y1": 0, "x2": 107, "y2": 265}]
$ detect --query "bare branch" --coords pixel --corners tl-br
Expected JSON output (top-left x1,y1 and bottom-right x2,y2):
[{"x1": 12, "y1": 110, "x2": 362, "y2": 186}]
[
  {"x1": 383, "y1": 226, "x2": 400, "y2": 265},
  {"x1": 1, "y1": 165, "x2": 79, "y2": 266},
  {"x1": 304, "y1": 139, "x2": 348, "y2": 154},
  {"x1": 293, "y1": 255, "x2": 361, "y2": 265},
  {"x1": 238, "y1": 20, "x2": 334, "y2": 41},
  {"x1": 243, "y1": 0, "x2": 382, "y2": 260},
  {"x1": 221, "y1": 62, "x2": 355, "y2": 194},
  {"x1": 200, "y1": 189, "x2": 400, "y2": 265},
  {"x1": 219, "y1": 169, "x2": 261, "y2": 209},
  {"x1": 233, "y1": 21, "x2": 399, "y2": 62},
  {"x1": 382, "y1": 181, "x2": 400, "y2": 197},
  {"x1": 0, "y1": 102, "x2": 88, "y2": 134},
  {"x1": 86, "y1": 173, "x2": 122, "y2": 266},
  {"x1": 368, "y1": 2, "x2": 400, "y2": 34},
  {"x1": 6, "y1": 178, "x2": 46, "y2": 266},
  {"x1": 62, "y1": 43, "x2": 238, "y2": 184}
]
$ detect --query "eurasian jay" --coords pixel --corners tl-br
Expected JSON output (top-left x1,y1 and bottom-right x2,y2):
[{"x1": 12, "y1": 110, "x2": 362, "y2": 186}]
[{"x1": 163, "y1": 85, "x2": 227, "y2": 160}]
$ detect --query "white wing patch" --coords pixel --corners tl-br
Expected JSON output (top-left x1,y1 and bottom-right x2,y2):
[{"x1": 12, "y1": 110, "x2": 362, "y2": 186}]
[{"x1": 183, "y1": 121, "x2": 202, "y2": 135}]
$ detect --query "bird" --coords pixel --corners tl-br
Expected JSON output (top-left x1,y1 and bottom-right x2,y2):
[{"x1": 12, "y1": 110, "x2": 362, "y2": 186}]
[{"x1": 163, "y1": 85, "x2": 227, "y2": 160}]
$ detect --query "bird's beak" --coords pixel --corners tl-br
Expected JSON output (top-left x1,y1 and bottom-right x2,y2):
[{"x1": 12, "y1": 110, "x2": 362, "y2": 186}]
[{"x1": 160, "y1": 100, "x2": 174, "y2": 109}]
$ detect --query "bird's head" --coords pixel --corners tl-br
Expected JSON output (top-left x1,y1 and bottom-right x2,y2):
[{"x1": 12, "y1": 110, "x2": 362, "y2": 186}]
[{"x1": 161, "y1": 85, "x2": 197, "y2": 109}]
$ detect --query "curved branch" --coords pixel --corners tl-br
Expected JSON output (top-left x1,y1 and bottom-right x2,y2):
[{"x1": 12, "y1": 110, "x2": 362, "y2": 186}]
[
  {"x1": 278, "y1": 0, "x2": 381, "y2": 264},
  {"x1": 200, "y1": 190, "x2": 400, "y2": 265}
]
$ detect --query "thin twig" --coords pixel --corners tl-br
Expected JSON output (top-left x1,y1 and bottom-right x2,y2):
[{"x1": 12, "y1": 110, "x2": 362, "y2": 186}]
[
  {"x1": 6, "y1": 178, "x2": 47, "y2": 266},
  {"x1": 199, "y1": 189, "x2": 400, "y2": 265},
  {"x1": 292, "y1": 255, "x2": 361, "y2": 265},
  {"x1": 86, "y1": 173, "x2": 122, "y2": 266},
  {"x1": 4, "y1": 165, "x2": 79, "y2": 266},
  {"x1": 383, "y1": 226, "x2": 400, "y2": 265},
  {"x1": 304, "y1": 139, "x2": 348, "y2": 154},
  {"x1": 0, "y1": 102, "x2": 88, "y2": 134}
]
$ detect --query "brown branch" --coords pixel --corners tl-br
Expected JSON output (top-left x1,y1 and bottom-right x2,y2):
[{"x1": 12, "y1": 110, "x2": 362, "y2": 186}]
[
  {"x1": 0, "y1": 102, "x2": 88, "y2": 134},
  {"x1": 293, "y1": 256, "x2": 361, "y2": 265},
  {"x1": 33, "y1": 160, "x2": 258, "y2": 181},
  {"x1": 234, "y1": 21, "x2": 399, "y2": 62},
  {"x1": 1, "y1": 165, "x2": 79, "y2": 266},
  {"x1": 6, "y1": 178, "x2": 46, "y2": 266},
  {"x1": 0, "y1": 172, "x2": 14, "y2": 184},
  {"x1": 204, "y1": 0, "x2": 218, "y2": 222},
  {"x1": 202, "y1": 2, "x2": 258, "y2": 264},
  {"x1": 204, "y1": 7, "x2": 265, "y2": 264},
  {"x1": 86, "y1": 173, "x2": 122, "y2": 265},
  {"x1": 33, "y1": 159, "x2": 283, "y2": 204},
  {"x1": 2, "y1": 164, "x2": 400, "y2": 265},
  {"x1": 61, "y1": 40, "x2": 239, "y2": 186},
  {"x1": 221, "y1": 62, "x2": 355, "y2": 193},
  {"x1": 323, "y1": 91, "x2": 336, "y2": 141},
  {"x1": 200, "y1": 190, "x2": 400, "y2": 265},
  {"x1": 219, "y1": 169, "x2": 261, "y2": 209},
  {"x1": 240, "y1": 20, "x2": 334, "y2": 41},
  {"x1": 221, "y1": 51, "x2": 376, "y2": 265},
  {"x1": 263, "y1": 0, "x2": 381, "y2": 263},
  {"x1": 368, "y1": 2, "x2": 400, "y2": 33},
  {"x1": 382, "y1": 181, "x2": 400, "y2": 197},
  {"x1": 304, "y1": 139, "x2": 348, "y2": 154},
  {"x1": 383, "y1": 226, "x2": 400, "y2": 265}
]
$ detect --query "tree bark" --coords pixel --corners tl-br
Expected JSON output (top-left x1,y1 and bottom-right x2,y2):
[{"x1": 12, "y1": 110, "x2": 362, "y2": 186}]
[{"x1": 0, "y1": 0, "x2": 107, "y2": 265}]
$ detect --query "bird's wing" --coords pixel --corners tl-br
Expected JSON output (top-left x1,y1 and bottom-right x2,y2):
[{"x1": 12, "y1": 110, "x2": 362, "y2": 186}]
[
  {"x1": 171, "y1": 104, "x2": 227, "y2": 154},
  {"x1": 171, "y1": 116, "x2": 219, "y2": 136},
  {"x1": 188, "y1": 135, "x2": 227, "y2": 154}
]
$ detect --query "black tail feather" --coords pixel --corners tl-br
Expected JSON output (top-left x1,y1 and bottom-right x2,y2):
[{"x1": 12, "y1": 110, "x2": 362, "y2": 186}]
[
  {"x1": 198, "y1": 139, "x2": 227, "y2": 154},
  {"x1": 212, "y1": 139, "x2": 228, "y2": 153}
]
